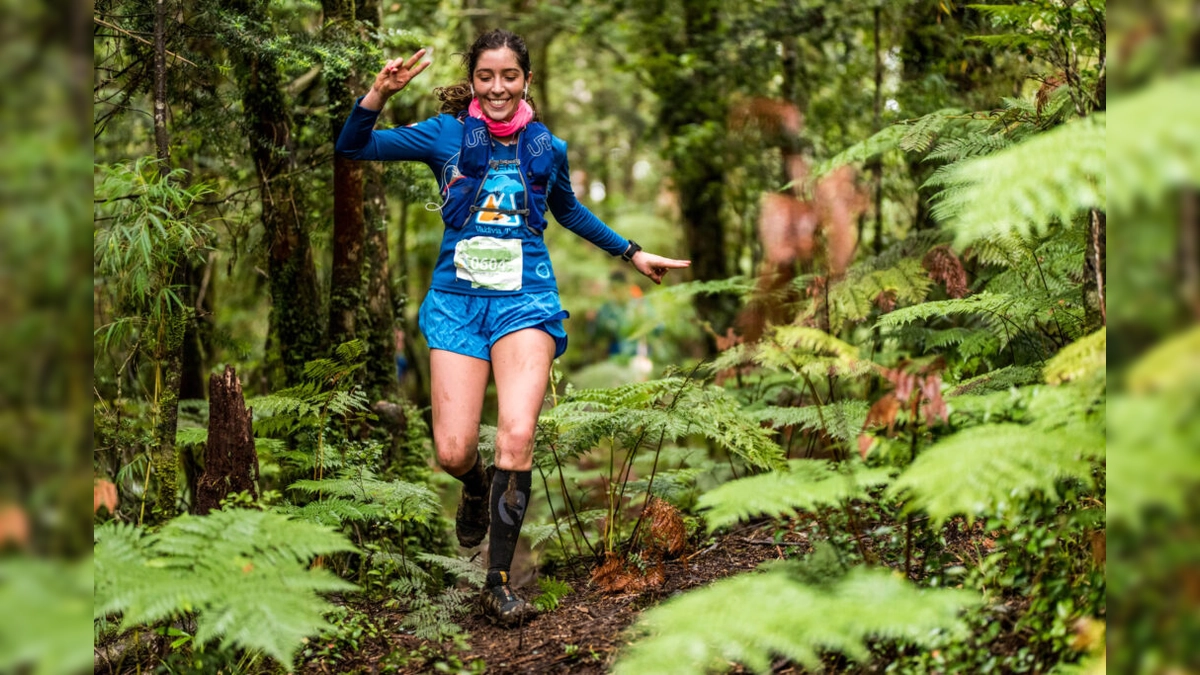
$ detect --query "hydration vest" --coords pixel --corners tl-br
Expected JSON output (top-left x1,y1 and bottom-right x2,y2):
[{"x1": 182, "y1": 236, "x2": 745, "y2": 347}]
[{"x1": 440, "y1": 115, "x2": 556, "y2": 235}]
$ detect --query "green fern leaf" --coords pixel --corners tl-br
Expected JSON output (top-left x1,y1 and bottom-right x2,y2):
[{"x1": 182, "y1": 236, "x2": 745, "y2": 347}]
[
  {"x1": 930, "y1": 114, "x2": 1104, "y2": 246},
  {"x1": 94, "y1": 510, "x2": 356, "y2": 668},
  {"x1": 416, "y1": 553, "x2": 487, "y2": 588},
  {"x1": 813, "y1": 124, "x2": 908, "y2": 178},
  {"x1": 1044, "y1": 328, "x2": 1106, "y2": 385},
  {"x1": 614, "y1": 566, "x2": 978, "y2": 674},
  {"x1": 699, "y1": 460, "x2": 892, "y2": 533},
  {"x1": 288, "y1": 473, "x2": 439, "y2": 522},
  {"x1": 749, "y1": 400, "x2": 870, "y2": 443},
  {"x1": 887, "y1": 424, "x2": 1098, "y2": 525}
]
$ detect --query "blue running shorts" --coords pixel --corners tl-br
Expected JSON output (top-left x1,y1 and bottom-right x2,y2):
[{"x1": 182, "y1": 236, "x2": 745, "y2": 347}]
[{"x1": 418, "y1": 289, "x2": 569, "y2": 361}]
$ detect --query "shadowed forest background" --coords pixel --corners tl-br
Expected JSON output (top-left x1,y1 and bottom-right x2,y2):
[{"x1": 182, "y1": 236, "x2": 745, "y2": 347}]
[{"x1": 74, "y1": 0, "x2": 1194, "y2": 672}]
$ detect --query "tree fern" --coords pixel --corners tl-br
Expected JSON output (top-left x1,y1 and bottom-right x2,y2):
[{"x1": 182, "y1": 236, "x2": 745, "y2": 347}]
[
  {"x1": 928, "y1": 113, "x2": 1104, "y2": 246},
  {"x1": 94, "y1": 509, "x2": 357, "y2": 668},
  {"x1": 886, "y1": 424, "x2": 1099, "y2": 525},
  {"x1": 699, "y1": 460, "x2": 892, "y2": 533},
  {"x1": 542, "y1": 377, "x2": 784, "y2": 471},
  {"x1": 613, "y1": 566, "x2": 978, "y2": 674}
]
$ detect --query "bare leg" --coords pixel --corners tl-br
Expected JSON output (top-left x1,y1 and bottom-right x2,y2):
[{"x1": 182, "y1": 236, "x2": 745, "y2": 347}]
[
  {"x1": 490, "y1": 328, "x2": 555, "y2": 470},
  {"x1": 429, "y1": 348, "x2": 491, "y2": 475}
]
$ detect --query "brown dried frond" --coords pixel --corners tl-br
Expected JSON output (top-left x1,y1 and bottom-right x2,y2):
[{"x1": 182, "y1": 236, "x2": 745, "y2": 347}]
[
  {"x1": 730, "y1": 97, "x2": 804, "y2": 137},
  {"x1": 94, "y1": 479, "x2": 118, "y2": 515},
  {"x1": 0, "y1": 504, "x2": 29, "y2": 549},
  {"x1": 874, "y1": 290, "x2": 897, "y2": 313},
  {"x1": 859, "y1": 392, "x2": 902, "y2": 460},
  {"x1": 814, "y1": 166, "x2": 867, "y2": 277},
  {"x1": 1035, "y1": 74, "x2": 1065, "y2": 117},
  {"x1": 642, "y1": 497, "x2": 687, "y2": 558},
  {"x1": 590, "y1": 552, "x2": 665, "y2": 594},
  {"x1": 923, "y1": 245, "x2": 969, "y2": 298},
  {"x1": 590, "y1": 551, "x2": 626, "y2": 592}
]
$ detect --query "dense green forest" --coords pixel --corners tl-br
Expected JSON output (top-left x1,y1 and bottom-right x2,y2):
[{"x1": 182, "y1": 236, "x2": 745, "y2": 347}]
[{"x1": 71, "y1": 0, "x2": 1191, "y2": 672}]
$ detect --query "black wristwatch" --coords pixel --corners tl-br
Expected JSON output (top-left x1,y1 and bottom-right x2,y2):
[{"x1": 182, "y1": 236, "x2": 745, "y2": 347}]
[{"x1": 621, "y1": 240, "x2": 642, "y2": 263}]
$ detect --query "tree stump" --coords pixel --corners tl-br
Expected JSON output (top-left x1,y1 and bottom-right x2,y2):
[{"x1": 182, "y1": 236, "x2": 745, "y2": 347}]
[{"x1": 194, "y1": 366, "x2": 259, "y2": 514}]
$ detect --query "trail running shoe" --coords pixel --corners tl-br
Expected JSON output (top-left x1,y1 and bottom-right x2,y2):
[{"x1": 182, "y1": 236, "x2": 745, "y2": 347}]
[
  {"x1": 481, "y1": 580, "x2": 539, "y2": 627},
  {"x1": 455, "y1": 464, "x2": 494, "y2": 547}
]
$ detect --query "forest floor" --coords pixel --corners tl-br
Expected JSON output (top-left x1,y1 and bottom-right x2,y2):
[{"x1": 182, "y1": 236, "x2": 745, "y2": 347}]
[{"x1": 298, "y1": 521, "x2": 810, "y2": 675}]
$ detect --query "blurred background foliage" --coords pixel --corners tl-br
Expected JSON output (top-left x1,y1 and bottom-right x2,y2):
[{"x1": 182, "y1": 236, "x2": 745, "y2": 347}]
[{"x1": 0, "y1": 0, "x2": 1151, "y2": 671}]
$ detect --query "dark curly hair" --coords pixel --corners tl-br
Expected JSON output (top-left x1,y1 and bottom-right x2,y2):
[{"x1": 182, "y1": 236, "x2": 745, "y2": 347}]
[{"x1": 434, "y1": 29, "x2": 539, "y2": 120}]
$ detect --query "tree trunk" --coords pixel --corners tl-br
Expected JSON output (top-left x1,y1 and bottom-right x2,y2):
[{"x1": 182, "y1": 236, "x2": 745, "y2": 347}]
[
  {"x1": 325, "y1": 0, "x2": 367, "y2": 348},
  {"x1": 363, "y1": 164, "x2": 399, "y2": 400},
  {"x1": 150, "y1": 0, "x2": 184, "y2": 516},
  {"x1": 1082, "y1": 208, "x2": 1106, "y2": 330},
  {"x1": 195, "y1": 366, "x2": 259, "y2": 515},
  {"x1": 226, "y1": 0, "x2": 324, "y2": 385}
]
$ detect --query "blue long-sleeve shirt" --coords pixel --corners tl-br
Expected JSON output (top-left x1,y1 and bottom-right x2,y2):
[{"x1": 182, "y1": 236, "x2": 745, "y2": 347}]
[{"x1": 336, "y1": 100, "x2": 630, "y2": 296}]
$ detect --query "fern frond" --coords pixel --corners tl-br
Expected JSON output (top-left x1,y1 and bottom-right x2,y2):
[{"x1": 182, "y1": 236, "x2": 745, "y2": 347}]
[
  {"x1": 288, "y1": 474, "x2": 439, "y2": 522},
  {"x1": 625, "y1": 468, "x2": 706, "y2": 504},
  {"x1": 924, "y1": 131, "x2": 1012, "y2": 165},
  {"x1": 1044, "y1": 328, "x2": 1106, "y2": 385},
  {"x1": 415, "y1": 553, "x2": 487, "y2": 588},
  {"x1": 524, "y1": 522, "x2": 564, "y2": 550},
  {"x1": 544, "y1": 378, "x2": 785, "y2": 471},
  {"x1": 699, "y1": 460, "x2": 892, "y2": 533},
  {"x1": 175, "y1": 426, "x2": 207, "y2": 447},
  {"x1": 828, "y1": 258, "x2": 935, "y2": 330},
  {"x1": 813, "y1": 124, "x2": 908, "y2": 178},
  {"x1": 276, "y1": 497, "x2": 383, "y2": 526},
  {"x1": 613, "y1": 566, "x2": 978, "y2": 674},
  {"x1": 749, "y1": 400, "x2": 870, "y2": 443},
  {"x1": 887, "y1": 424, "x2": 1098, "y2": 525},
  {"x1": 94, "y1": 510, "x2": 356, "y2": 668},
  {"x1": 898, "y1": 109, "x2": 965, "y2": 153},
  {"x1": 930, "y1": 114, "x2": 1104, "y2": 246}
]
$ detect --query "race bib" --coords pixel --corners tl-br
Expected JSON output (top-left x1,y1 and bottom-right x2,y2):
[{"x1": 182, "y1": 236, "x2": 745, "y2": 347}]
[{"x1": 454, "y1": 237, "x2": 523, "y2": 291}]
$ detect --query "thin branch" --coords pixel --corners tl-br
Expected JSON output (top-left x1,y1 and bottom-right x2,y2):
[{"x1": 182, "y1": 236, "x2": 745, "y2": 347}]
[{"x1": 93, "y1": 16, "x2": 199, "y2": 67}]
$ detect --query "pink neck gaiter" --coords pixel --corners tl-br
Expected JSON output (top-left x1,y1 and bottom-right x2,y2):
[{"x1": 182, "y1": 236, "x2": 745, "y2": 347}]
[{"x1": 468, "y1": 98, "x2": 535, "y2": 138}]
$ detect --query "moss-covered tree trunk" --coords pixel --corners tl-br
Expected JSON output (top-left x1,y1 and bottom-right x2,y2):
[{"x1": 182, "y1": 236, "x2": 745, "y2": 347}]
[
  {"x1": 225, "y1": 0, "x2": 324, "y2": 385},
  {"x1": 150, "y1": 0, "x2": 183, "y2": 516}
]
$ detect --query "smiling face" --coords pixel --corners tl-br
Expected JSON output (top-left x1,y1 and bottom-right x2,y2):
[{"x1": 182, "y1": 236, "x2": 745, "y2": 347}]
[{"x1": 471, "y1": 47, "x2": 529, "y2": 123}]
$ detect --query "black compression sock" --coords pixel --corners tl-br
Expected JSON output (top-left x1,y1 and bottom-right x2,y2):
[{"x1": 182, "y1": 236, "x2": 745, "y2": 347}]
[
  {"x1": 487, "y1": 468, "x2": 532, "y2": 584},
  {"x1": 452, "y1": 452, "x2": 489, "y2": 498}
]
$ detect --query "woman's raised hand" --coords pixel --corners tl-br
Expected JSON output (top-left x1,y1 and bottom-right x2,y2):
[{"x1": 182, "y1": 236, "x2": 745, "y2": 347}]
[
  {"x1": 363, "y1": 49, "x2": 431, "y2": 109},
  {"x1": 631, "y1": 250, "x2": 691, "y2": 285}
]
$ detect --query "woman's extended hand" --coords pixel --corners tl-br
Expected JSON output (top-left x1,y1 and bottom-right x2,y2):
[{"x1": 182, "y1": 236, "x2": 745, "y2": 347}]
[
  {"x1": 362, "y1": 49, "x2": 431, "y2": 110},
  {"x1": 630, "y1": 250, "x2": 691, "y2": 285}
]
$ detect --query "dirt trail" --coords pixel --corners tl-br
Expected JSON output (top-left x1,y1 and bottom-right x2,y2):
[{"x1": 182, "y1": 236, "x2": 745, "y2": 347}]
[{"x1": 302, "y1": 524, "x2": 803, "y2": 674}]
